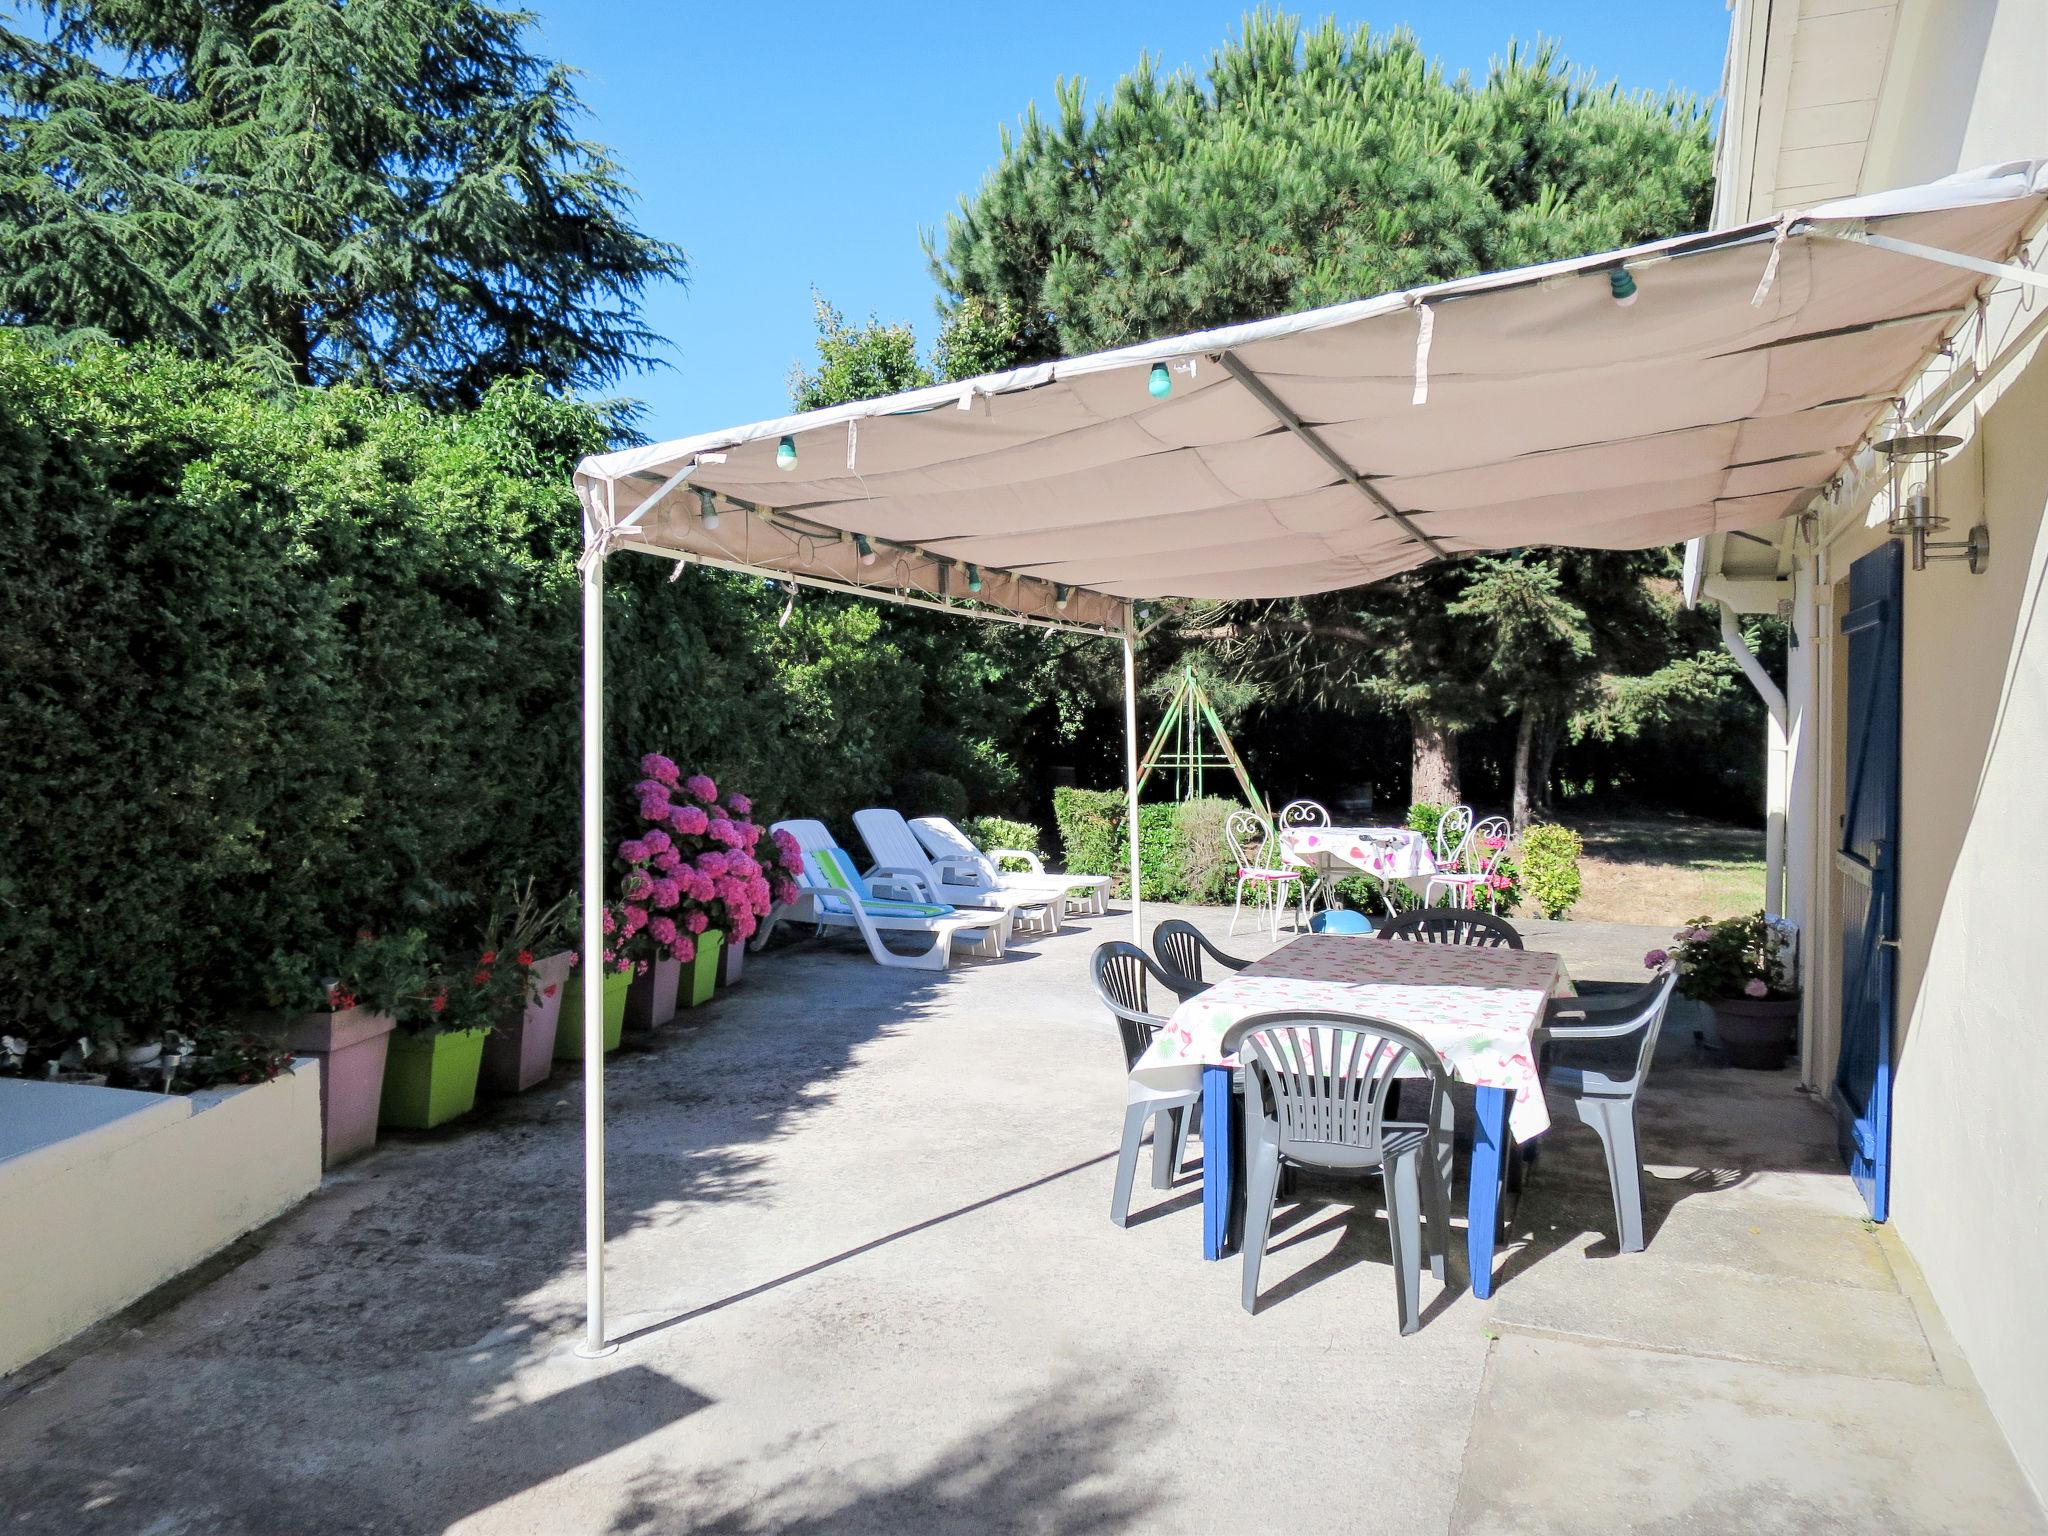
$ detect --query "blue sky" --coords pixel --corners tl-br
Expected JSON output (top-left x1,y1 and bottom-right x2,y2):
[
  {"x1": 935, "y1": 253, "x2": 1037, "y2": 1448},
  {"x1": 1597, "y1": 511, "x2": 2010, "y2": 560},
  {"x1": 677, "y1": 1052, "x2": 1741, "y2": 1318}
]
[{"x1": 525, "y1": 2, "x2": 1730, "y2": 438}]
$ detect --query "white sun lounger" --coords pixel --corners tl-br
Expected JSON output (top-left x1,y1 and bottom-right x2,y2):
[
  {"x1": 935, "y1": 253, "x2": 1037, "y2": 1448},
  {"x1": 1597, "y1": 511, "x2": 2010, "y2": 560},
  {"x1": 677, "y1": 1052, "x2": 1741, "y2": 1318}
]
[
  {"x1": 762, "y1": 820, "x2": 1004, "y2": 971},
  {"x1": 910, "y1": 815, "x2": 1113, "y2": 917},
  {"x1": 854, "y1": 808, "x2": 1055, "y2": 938}
]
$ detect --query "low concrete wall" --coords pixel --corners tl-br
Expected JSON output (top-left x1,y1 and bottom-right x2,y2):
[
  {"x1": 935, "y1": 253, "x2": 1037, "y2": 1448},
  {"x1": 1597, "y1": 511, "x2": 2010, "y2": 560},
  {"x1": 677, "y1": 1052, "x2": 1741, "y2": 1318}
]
[{"x1": 0, "y1": 1060, "x2": 323, "y2": 1378}]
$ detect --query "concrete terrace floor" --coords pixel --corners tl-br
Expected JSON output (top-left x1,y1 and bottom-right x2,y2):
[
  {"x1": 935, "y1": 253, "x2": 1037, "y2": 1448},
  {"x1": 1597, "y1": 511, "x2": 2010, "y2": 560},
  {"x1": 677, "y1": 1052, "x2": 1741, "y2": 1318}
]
[{"x1": 1, "y1": 906, "x2": 2041, "y2": 1535}]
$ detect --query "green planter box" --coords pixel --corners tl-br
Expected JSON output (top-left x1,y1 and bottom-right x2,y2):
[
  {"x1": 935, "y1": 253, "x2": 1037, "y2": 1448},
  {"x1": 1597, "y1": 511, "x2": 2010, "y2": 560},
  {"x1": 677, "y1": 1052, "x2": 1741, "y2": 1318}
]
[
  {"x1": 555, "y1": 968, "x2": 630, "y2": 1059},
  {"x1": 679, "y1": 930, "x2": 723, "y2": 1010},
  {"x1": 379, "y1": 1026, "x2": 489, "y2": 1130}
]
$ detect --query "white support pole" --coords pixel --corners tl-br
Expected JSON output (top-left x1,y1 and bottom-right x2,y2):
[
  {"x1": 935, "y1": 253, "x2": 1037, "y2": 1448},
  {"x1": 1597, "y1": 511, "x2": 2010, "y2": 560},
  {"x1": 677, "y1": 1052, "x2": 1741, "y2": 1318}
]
[
  {"x1": 1719, "y1": 600, "x2": 1789, "y2": 918},
  {"x1": 578, "y1": 547, "x2": 616, "y2": 1360},
  {"x1": 1123, "y1": 621, "x2": 1143, "y2": 944}
]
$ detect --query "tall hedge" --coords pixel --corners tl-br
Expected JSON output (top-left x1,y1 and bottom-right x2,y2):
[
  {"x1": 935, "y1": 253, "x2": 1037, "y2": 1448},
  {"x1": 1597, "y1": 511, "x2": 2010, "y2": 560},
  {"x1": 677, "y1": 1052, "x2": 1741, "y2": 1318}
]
[{"x1": 0, "y1": 341, "x2": 801, "y2": 1043}]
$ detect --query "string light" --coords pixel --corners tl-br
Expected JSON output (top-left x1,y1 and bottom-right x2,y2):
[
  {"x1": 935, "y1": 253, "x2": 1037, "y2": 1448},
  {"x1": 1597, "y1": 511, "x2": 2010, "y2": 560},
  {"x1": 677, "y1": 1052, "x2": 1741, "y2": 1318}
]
[
  {"x1": 1608, "y1": 268, "x2": 1639, "y2": 307},
  {"x1": 1148, "y1": 363, "x2": 1172, "y2": 399},
  {"x1": 696, "y1": 488, "x2": 719, "y2": 530},
  {"x1": 776, "y1": 435, "x2": 797, "y2": 470},
  {"x1": 966, "y1": 564, "x2": 982, "y2": 593},
  {"x1": 1054, "y1": 583, "x2": 1070, "y2": 611},
  {"x1": 854, "y1": 533, "x2": 876, "y2": 566}
]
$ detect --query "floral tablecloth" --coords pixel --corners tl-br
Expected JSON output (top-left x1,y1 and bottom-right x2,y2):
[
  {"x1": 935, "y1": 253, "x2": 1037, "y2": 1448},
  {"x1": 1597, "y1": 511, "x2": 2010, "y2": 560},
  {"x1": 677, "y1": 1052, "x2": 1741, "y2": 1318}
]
[
  {"x1": 1130, "y1": 934, "x2": 1570, "y2": 1140},
  {"x1": 1279, "y1": 826, "x2": 1438, "y2": 883}
]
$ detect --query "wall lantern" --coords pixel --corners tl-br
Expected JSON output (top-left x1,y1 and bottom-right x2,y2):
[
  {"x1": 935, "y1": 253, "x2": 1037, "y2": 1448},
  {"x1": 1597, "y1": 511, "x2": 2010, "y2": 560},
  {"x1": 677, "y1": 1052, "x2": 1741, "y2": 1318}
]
[{"x1": 1875, "y1": 429, "x2": 1987, "y2": 573}]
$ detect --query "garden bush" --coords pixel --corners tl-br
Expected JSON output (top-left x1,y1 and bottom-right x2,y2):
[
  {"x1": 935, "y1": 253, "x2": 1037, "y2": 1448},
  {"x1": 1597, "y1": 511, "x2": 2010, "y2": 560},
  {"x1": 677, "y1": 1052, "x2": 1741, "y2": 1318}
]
[
  {"x1": 1519, "y1": 824, "x2": 1584, "y2": 919},
  {"x1": 892, "y1": 769, "x2": 969, "y2": 822},
  {"x1": 1052, "y1": 787, "x2": 1125, "y2": 879},
  {"x1": 963, "y1": 816, "x2": 1041, "y2": 873}
]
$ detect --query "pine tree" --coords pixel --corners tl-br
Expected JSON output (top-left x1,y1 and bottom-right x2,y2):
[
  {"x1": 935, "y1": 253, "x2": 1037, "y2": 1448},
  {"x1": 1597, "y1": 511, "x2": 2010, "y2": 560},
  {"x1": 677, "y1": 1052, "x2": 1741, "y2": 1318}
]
[
  {"x1": 925, "y1": 12, "x2": 1717, "y2": 806},
  {"x1": 0, "y1": 1, "x2": 685, "y2": 405}
]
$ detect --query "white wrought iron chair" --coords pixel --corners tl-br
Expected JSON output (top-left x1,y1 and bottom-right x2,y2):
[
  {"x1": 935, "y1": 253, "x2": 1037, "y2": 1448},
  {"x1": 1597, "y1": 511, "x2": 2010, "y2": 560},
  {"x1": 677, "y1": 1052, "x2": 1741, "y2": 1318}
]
[
  {"x1": 1432, "y1": 804, "x2": 1475, "y2": 871},
  {"x1": 1425, "y1": 815, "x2": 1511, "y2": 910},
  {"x1": 1276, "y1": 798, "x2": 1335, "y2": 912},
  {"x1": 1226, "y1": 808, "x2": 1307, "y2": 939}
]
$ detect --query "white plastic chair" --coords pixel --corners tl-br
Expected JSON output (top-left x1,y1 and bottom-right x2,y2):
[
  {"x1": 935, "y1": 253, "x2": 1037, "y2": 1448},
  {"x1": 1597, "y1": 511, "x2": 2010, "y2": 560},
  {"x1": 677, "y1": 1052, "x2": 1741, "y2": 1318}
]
[
  {"x1": 854, "y1": 808, "x2": 1049, "y2": 940},
  {"x1": 1425, "y1": 815, "x2": 1511, "y2": 909},
  {"x1": 1225, "y1": 809, "x2": 1307, "y2": 939},
  {"x1": 908, "y1": 815, "x2": 1112, "y2": 918},
  {"x1": 762, "y1": 820, "x2": 1005, "y2": 970},
  {"x1": 1277, "y1": 798, "x2": 1334, "y2": 911}
]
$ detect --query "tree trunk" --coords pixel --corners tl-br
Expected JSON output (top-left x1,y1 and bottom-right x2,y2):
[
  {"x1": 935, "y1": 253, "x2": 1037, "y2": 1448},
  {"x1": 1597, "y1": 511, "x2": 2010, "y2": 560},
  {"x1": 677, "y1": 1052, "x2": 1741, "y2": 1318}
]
[
  {"x1": 1511, "y1": 711, "x2": 1537, "y2": 830},
  {"x1": 1530, "y1": 717, "x2": 1561, "y2": 820},
  {"x1": 1409, "y1": 714, "x2": 1461, "y2": 806}
]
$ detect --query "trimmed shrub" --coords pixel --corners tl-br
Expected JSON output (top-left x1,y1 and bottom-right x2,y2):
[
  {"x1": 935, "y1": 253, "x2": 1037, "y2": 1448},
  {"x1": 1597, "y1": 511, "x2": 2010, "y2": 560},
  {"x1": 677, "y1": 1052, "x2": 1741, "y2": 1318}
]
[
  {"x1": 1171, "y1": 798, "x2": 1240, "y2": 905},
  {"x1": 1520, "y1": 824, "x2": 1584, "y2": 919},
  {"x1": 965, "y1": 816, "x2": 1042, "y2": 873},
  {"x1": 1052, "y1": 787, "x2": 1124, "y2": 879}
]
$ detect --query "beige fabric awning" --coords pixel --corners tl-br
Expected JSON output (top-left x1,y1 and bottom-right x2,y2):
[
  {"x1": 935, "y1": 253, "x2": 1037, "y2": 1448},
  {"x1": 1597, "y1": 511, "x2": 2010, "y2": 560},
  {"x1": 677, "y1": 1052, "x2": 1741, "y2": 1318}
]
[{"x1": 576, "y1": 161, "x2": 2048, "y2": 628}]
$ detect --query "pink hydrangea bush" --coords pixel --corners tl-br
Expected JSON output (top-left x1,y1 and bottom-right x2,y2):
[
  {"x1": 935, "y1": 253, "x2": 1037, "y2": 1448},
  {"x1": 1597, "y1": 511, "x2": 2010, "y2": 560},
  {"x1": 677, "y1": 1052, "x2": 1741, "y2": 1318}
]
[{"x1": 610, "y1": 755, "x2": 803, "y2": 966}]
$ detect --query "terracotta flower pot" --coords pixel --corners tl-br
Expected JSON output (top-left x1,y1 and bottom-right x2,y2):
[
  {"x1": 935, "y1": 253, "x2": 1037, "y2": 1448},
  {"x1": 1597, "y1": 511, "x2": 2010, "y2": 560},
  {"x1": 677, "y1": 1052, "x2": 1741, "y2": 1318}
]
[
  {"x1": 624, "y1": 955, "x2": 681, "y2": 1031},
  {"x1": 679, "y1": 931, "x2": 723, "y2": 1011},
  {"x1": 555, "y1": 968, "x2": 630, "y2": 1059},
  {"x1": 1709, "y1": 995, "x2": 1800, "y2": 1070},
  {"x1": 479, "y1": 950, "x2": 574, "y2": 1095},
  {"x1": 379, "y1": 1026, "x2": 489, "y2": 1130},
  {"x1": 285, "y1": 1005, "x2": 397, "y2": 1167}
]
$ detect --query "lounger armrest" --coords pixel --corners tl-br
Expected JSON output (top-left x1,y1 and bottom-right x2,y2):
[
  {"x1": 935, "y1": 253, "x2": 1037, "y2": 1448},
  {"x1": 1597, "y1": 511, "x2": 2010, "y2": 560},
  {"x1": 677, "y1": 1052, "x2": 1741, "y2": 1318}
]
[
  {"x1": 865, "y1": 865, "x2": 935, "y2": 902},
  {"x1": 990, "y1": 848, "x2": 1047, "y2": 875},
  {"x1": 930, "y1": 854, "x2": 995, "y2": 888}
]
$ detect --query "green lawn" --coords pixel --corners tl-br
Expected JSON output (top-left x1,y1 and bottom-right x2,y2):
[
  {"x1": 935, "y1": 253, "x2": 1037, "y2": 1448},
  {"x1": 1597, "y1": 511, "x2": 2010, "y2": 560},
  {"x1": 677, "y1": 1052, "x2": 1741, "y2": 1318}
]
[{"x1": 1555, "y1": 813, "x2": 1766, "y2": 926}]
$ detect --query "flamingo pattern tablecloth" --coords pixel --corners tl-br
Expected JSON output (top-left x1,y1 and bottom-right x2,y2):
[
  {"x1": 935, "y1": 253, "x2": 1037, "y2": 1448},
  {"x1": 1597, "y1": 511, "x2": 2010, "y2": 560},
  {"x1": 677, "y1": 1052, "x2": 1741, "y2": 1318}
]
[
  {"x1": 1131, "y1": 934, "x2": 1569, "y2": 1140},
  {"x1": 1279, "y1": 826, "x2": 1438, "y2": 882}
]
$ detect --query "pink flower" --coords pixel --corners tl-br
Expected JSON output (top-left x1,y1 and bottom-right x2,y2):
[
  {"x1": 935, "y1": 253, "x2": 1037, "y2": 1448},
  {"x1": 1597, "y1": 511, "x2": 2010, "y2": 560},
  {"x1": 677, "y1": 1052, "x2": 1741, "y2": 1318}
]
[
  {"x1": 622, "y1": 871, "x2": 653, "y2": 901},
  {"x1": 731, "y1": 913, "x2": 757, "y2": 941},
  {"x1": 622, "y1": 904, "x2": 648, "y2": 936},
  {"x1": 727, "y1": 853, "x2": 761, "y2": 880},
  {"x1": 772, "y1": 879, "x2": 798, "y2": 907},
  {"x1": 653, "y1": 849, "x2": 683, "y2": 874},
  {"x1": 685, "y1": 774, "x2": 718, "y2": 804},
  {"x1": 649, "y1": 916, "x2": 679, "y2": 946},
  {"x1": 642, "y1": 829, "x2": 673, "y2": 855},
  {"x1": 684, "y1": 911, "x2": 708, "y2": 934},
  {"x1": 641, "y1": 753, "x2": 680, "y2": 786},
  {"x1": 650, "y1": 877, "x2": 682, "y2": 909},
  {"x1": 617, "y1": 838, "x2": 650, "y2": 864},
  {"x1": 1644, "y1": 948, "x2": 1670, "y2": 969},
  {"x1": 669, "y1": 804, "x2": 709, "y2": 837},
  {"x1": 602, "y1": 909, "x2": 617, "y2": 935},
  {"x1": 709, "y1": 818, "x2": 743, "y2": 848},
  {"x1": 697, "y1": 850, "x2": 730, "y2": 878},
  {"x1": 737, "y1": 822, "x2": 762, "y2": 848},
  {"x1": 670, "y1": 935, "x2": 696, "y2": 963},
  {"x1": 636, "y1": 778, "x2": 672, "y2": 806},
  {"x1": 1744, "y1": 978, "x2": 1770, "y2": 999},
  {"x1": 727, "y1": 792, "x2": 752, "y2": 816}
]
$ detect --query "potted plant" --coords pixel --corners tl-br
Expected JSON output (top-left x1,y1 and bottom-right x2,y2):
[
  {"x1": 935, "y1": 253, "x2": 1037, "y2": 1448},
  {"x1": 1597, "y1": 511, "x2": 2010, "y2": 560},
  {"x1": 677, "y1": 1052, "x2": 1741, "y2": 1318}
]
[
  {"x1": 478, "y1": 880, "x2": 575, "y2": 1095},
  {"x1": 284, "y1": 930, "x2": 417, "y2": 1165},
  {"x1": 1659, "y1": 910, "x2": 1799, "y2": 1069},
  {"x1": 555, "y1": 949, "x2": 631, "y2": 1058},
  {"x1": 613, "y1": 756, "x2": 784, "y2": 1017},
  {"x1": 379, "y1": 935, "x2": 523, "y2": 1131}
]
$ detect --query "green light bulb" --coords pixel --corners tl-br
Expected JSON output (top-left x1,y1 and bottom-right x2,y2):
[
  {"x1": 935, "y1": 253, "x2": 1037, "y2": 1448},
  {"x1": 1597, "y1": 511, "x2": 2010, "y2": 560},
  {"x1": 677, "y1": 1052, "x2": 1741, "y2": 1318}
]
[
  {"x1": 1148, "y1": 363, "x2": 1172, "y2": 398},
  {"x1": 1609, "y1": 269, "x2": 1638, "y2": 307},
  {"x1": 776, "y1": 435, "x2": 797, "y2": 470},
  {"x1": 966, "y1": 564, "x2": 982, "y2": 593}
]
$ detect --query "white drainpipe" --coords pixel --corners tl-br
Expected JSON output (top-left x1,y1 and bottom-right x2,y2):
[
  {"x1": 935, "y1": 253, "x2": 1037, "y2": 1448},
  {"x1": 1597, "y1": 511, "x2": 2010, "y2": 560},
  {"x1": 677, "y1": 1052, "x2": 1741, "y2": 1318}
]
[{"x1": 1719, "y1": 600, "x2": 1788, "y2": 917}]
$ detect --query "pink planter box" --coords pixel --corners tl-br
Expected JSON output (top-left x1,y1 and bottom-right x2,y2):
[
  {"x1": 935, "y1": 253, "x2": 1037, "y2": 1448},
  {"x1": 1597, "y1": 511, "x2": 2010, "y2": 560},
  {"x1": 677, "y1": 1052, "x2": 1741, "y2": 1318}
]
[
  {"x1": 480, "y1": 951, "x2": 575, "y2": 1095},
  {"x1": 284, "y1": 1006, "x2": 397, "y2": 1168}
]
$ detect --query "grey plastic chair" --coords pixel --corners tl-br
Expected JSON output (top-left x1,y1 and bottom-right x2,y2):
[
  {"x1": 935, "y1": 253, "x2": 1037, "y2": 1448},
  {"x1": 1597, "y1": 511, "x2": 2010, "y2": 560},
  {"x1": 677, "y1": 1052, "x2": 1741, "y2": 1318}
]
[
  {"x1": 1092, "y1": 941, "x2": 1202, "y2": 1226},
  {"x1": 1222, "y1": 1010, "x2": 1453, "y2": 1333},
  {"x1": 1375, "y1": 906, "x2": 1524, "y2": 949},
  {"x1": 1538, "y1": 965, "x2": 1679, "y2": 1254},
  {"x1": 1151, "y1": 919, "x2": 1248, "y2": 1000}
]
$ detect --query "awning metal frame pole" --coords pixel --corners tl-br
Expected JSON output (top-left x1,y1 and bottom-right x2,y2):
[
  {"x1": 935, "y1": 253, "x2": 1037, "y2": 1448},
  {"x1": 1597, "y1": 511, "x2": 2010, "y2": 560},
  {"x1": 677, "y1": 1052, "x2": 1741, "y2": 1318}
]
[
  {"x1": 1123, "y1": 616, "x2": 1143, "y2": 945},
  {"x1": 578, "y1": 520, "x2": 617, "y2": 1360},
  {"x1": 1808, "y1": 226, "x2": 2048, "y2": 294},
  {"x1": 1214, "y1": 349, "x2": 1452, "y2": 561}
]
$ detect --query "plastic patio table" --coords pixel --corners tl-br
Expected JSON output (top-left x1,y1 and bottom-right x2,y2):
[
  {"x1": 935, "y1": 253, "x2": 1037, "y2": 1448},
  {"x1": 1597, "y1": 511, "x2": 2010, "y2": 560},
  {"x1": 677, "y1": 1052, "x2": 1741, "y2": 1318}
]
[{"x1": 1129, "y1": 933, "x2": 1571, "y2": 1299}]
